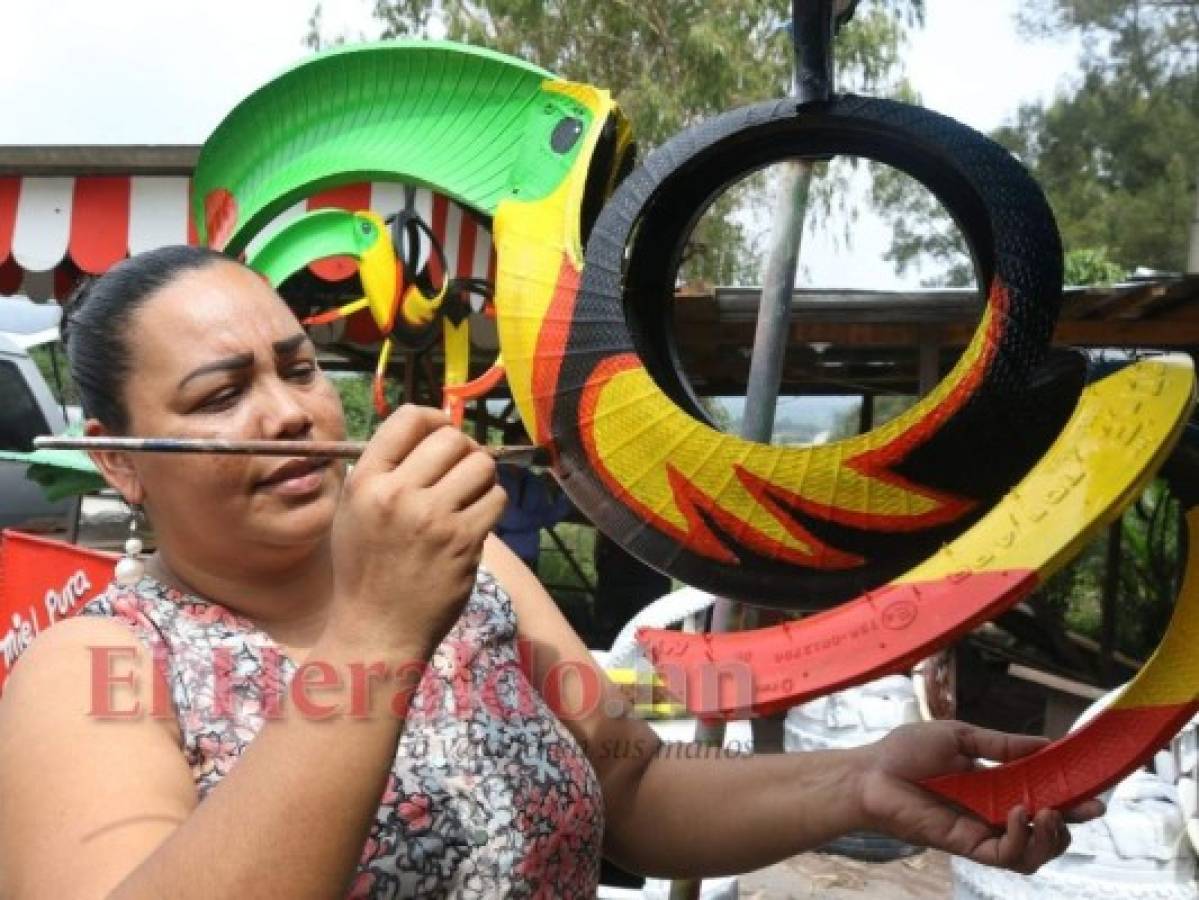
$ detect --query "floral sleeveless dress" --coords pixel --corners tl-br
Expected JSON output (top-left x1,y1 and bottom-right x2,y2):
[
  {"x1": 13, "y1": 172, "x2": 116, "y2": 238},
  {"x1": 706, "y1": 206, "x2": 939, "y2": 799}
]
[{"x1": 78, "y1": 568, "x2": 604, "y2": 899}]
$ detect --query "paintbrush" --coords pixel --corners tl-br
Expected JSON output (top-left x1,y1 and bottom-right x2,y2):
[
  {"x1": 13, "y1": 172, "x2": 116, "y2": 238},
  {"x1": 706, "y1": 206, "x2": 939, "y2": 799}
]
[{"x1": 33, "y1": 436, "x2": 548, "y2": 466}]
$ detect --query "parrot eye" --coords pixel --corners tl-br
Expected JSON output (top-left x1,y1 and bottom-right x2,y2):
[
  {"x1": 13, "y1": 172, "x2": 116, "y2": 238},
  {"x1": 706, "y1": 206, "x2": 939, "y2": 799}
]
[
  {"x1": 550, "y1": 116, "x2": 584, "y2": 154},
  {"x1": 360, "y1": 221, "x2": 373, "y2": 235}
]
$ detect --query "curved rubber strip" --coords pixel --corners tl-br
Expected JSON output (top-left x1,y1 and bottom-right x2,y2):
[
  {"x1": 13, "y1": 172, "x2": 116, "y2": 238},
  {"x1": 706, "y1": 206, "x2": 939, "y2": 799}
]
[
  {"x1": 517, "y1": 94, "x2": 1071, "y2": 608},
  {"x1": 248, "y1": 209, "x2": 410, "y2": 358},
  {"x1": 442, "y1": 360, "x2": 505, "y2": 405},
  {"x1": 923, "y1": 503, "x2": 1199, "y2": 826},
  {"x1": 201, "y1": 43, "x2": 1071, "y2": 610},
  {"x1": 637, "y1": 356, "x2": 1196, "y2": 719},
  {"x1": 193, "y1": 42, "x2": 582, "y2": 255},
  {"x1": 608, "y1": 585, "x2": 718, "y2": 669},
  {"x1": 246, "y1": 208, "x2": 379, "y2": 288}
]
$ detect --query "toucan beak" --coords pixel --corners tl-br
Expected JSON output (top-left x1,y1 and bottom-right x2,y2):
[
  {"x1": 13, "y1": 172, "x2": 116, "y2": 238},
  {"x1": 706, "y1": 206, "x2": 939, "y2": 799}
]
[{"x1": 357, "y1": 212, "x2": 400, "y2": 333}]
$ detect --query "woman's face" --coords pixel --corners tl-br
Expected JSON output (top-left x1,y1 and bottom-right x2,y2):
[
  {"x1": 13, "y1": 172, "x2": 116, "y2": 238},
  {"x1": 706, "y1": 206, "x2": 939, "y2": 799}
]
[{"x1": 102, "y1": 261, "x2": 347, "y2": 563}]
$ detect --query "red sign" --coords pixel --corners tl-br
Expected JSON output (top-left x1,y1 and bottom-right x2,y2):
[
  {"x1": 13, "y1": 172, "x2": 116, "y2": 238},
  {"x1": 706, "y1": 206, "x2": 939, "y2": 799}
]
[{"x1": 0, "y1": 530, "x2": 115, "y2": 693}]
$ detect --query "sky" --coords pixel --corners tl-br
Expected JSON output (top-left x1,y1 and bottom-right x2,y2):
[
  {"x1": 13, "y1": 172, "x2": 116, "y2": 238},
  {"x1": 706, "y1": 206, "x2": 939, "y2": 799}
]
[
  {"x1": 0, "y1": 0, "x2": 365, "y2": 145},
  {"x1": 0, "y1": 0, "x2": 1082, "y2": 288},
  {"x1": 800, "y1": 0, "x2": 1081, "y2": 288}
]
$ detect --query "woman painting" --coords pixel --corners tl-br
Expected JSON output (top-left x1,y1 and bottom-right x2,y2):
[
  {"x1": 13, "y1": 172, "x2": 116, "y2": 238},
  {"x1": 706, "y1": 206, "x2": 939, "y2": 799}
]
[{"x1": 0, "y1": 246, "x2": 1100, "y2": 898}]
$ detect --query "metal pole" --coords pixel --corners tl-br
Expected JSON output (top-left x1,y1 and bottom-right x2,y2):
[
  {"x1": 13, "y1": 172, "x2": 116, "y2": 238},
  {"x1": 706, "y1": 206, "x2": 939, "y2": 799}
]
[
  {"x1": 1100, "y1": 518, "x2": 1123, "y2": 686},
  {"x1": 65, "y1": 495, "x2": 82, "y2": 545},
  {"x1": 667, "y1": 5, "x2": 837, "y2": 899},
  {"x1": 858, "y1": 392, "x2": 874, "y2": 433},
  {"x1": 912, "y1": 341, "x2": 955, "y2": 719},
  {"x1": 738, "y1": 162, "x2": 815, "y2": 442},
  {"x1": 917, "y1": 330, "x2": 940, "y2": 396},
  {"x1": 1187, "y1": 160, "x2": 1199, "y2": 274}
]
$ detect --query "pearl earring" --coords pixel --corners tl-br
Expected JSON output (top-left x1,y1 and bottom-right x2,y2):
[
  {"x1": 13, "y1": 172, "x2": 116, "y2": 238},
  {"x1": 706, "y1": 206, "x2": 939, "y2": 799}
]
[{"x1": 115, "y1": 505, "x2": 145, "y2": 586}]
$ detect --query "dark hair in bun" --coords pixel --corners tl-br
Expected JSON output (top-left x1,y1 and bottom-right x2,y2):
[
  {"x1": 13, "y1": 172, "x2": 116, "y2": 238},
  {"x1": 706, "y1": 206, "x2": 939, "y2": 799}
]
[{"x1": 63, "y1": 245, "x2": 230, "y2": 433}]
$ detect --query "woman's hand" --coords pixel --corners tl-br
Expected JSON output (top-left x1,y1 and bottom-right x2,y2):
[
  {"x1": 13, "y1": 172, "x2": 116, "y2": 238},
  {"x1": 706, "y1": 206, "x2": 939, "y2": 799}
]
[
  {"x1": 326, "y1": 405, "x2": 507, "y2": 660},
  {"x1": 852, "y1": 721, "x2": 1106, "y2": 874}
]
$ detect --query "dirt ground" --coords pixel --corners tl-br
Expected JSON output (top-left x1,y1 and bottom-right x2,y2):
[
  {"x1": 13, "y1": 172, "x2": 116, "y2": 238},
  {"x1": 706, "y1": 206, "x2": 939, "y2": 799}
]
[{"x1": 738, "y1": 849, "x2": 954, "y2": 899}]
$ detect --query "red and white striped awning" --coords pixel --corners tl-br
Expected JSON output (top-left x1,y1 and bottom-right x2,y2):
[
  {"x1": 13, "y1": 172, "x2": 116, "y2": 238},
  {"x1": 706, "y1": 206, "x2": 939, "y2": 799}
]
[{"x1": 0, "y1": 176, "x2": 496, "y2": 301}]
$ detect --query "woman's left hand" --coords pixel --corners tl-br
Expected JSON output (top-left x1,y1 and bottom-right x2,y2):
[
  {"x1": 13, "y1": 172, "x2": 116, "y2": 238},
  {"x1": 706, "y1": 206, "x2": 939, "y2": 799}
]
[{"x1": 853, "y1": 721, "x2": 1106, "y2": 874}]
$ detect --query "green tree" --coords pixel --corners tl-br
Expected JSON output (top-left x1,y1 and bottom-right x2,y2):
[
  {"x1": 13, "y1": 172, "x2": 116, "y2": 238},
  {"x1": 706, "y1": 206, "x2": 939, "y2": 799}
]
[
  {"x1": 872, "y1": 163, "x2": 975, "y2": 287},
  {"x1": 1033, "y1": 481, "x2": 1181, "y2": 666},
  {"x1": 308, "y1": 0, "x2": 926, "y2": 284},
  {"x1": 1114, "y1": 480, "x2": 1183, "y2": 660},
  {"x1": 28, "y1": 343, "x2": 79, "y2": 407},
  {"x1": 1063, "y1": 246, "x2": 1125, "y2": 286},
  {"x1": 328, "y1": 373, "x2": 377, "y2": 440},
  {"x1": 878, "y1": 0, "x2": 1199, "y2": 284}
]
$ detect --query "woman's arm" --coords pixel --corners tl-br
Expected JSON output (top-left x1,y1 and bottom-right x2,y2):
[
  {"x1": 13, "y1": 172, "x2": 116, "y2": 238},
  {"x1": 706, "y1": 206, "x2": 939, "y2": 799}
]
[
  {"x1": 483, "y1": 537, "x2": 1100, "y2": 880},
  {"x1": 0, "y1": 408, "x2": 508, "y2": 900},
  {"x1": 0, "y1": 615, "x2": 420, "y2": 900},
  {"x1": 586, "y1": 717, "x2": 1091, "y2": 878}
]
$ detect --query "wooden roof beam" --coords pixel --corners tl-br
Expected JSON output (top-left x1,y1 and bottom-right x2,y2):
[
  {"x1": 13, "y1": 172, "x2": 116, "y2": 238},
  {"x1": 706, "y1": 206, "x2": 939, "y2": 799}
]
[
  {"x1": 0, "y1": 145, "x2": 200, "y2": 176},
  {"x1": 676, "y1": 319, "x2": 1199, "y2": 348}
]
